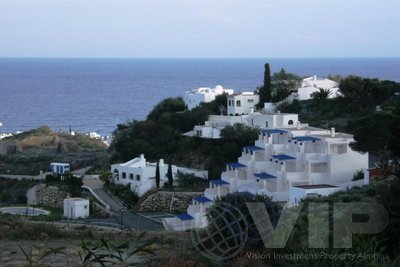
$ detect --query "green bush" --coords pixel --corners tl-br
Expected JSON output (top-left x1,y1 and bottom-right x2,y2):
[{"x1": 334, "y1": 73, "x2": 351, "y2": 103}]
[{"x1": 104, "y1": 182, "x2": 139, "y2": 209}]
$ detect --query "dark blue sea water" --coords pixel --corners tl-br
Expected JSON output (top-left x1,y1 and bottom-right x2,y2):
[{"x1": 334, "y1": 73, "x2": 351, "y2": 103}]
[{"x1": 0, "y1": 58, "x2": 399, "y2": 135}]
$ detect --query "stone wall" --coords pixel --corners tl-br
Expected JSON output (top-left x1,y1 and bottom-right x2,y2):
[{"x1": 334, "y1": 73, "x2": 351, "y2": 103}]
[
  {"x1": 138, "y1": 191, "x2": 202, "y2": 213},
  {"x1": 27, "y1": 184, "x2": 67, "y2": 208}
]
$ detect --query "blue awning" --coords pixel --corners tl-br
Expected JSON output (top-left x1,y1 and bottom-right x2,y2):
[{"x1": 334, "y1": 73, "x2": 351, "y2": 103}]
[
  {"x1": 210, "y1": 179, "x2": 230, "y2": 186},
  {"x1": 194, "y1": 196, "x2": 212, "y2": 203},
  {"x1": 227, "y1": 162, "x2": 247, "y2": 169},
  {"x1": 261, "y1": 129, "x2": 287, "y2": 136},
  {"x1": 176, "y1": 214, "x2": 194, "y2": 221},
  {"x1": 291, "y1": 136, "x2": 320, "y2": 142},
  {"x1": 243, "y1": 146, "x2": 264, "y2": 152},
  {"x1": 254, "y1": 172, "x2": 277, "y2": 179},
  {"x1": 272, "y1": 154, "x2": 296, "y2": 161}
]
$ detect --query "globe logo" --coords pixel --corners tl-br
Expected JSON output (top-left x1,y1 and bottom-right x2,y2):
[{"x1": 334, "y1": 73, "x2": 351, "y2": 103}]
[{"x1": 190, "y1": 202, "x2": 248, "y2": 261}]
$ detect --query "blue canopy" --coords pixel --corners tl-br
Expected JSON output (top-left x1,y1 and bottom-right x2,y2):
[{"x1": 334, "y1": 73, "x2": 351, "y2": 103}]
[
  {"x1": 210, "y1": 179, "x2": 230, "y2": 186},
  {"x1": 243, "y1": 146, "x2": 264, "y2": 152},
  {"x1": 272, "y1": 154, "x2": 296, "y2": 161},
  {"x1": 176, "y1": 214, "x2": 194, "y2": 221},
  {"x1": 194, "y1": 196, "x2": 212, "y2": 203},
  {"x1": 227, "y1": 162, "x2": 247, "y2": 169},
  {"x1": 254, "y1": 172, "x2": 277, "y2": 179},
  {"x1": 261, "y1": 129, "x2": 287, "y2": 136},
  {"x1": 292, "y1": 136, "x2": 320, "y2": 142}
]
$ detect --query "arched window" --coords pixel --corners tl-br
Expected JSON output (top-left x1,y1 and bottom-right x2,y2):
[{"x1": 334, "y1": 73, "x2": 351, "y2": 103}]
[
  {"x1": 288, "y1": 120, "x2": 294, "y2": 125},
  {"x1": 236, "y1": 100, "x2": 241, "y2": 107}
]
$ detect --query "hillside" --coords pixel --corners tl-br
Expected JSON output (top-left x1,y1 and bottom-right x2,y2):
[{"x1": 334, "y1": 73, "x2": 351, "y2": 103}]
[{"x1": 0, "y1": 126, "x2": 108, "y2": 175}]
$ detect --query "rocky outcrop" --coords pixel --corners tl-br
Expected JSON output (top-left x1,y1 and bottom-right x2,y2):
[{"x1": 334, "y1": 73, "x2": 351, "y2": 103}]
[
  {"x1": 0, "y1": 141, "x2": 23, "y2": 155},
  {"x1": 138, "y1": 191, "x2": 202, "y2": 213},
  {"x1": 26, "y1": 184, "x2": 67, "y2": 208},
  {"x1": 57, "y1": 140, "x2": 79, "y2": 153}
]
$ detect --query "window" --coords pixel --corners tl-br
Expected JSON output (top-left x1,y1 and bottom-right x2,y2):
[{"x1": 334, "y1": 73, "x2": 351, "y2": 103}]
[
  {"x1": 265, "y1": 121, "x2": 269, "y2": 128},
  {"x1": 122, "y1": 172, "x2": 126, "y2": 179},
  {"x1": 84, "y1": 205, "x2": 88, "y2": 209},
  {"x1": 129, "y1": 173, "x2": 134, "y2": 180},
  {"x1": 136, "y1": 175, "x2": 141, "y2": 181},
  {"x1": 288, "y1": 120, "x2": 294, "y2": 125},
  {"x1": 337, "y1": 144, "x2": 347, "y2": 154},
  {"x1": 247, "y1": 99, "x2": 254, "y2": 103},
  {"x1": 236, "y1": 100, "x2": 241, "y2": 107}
]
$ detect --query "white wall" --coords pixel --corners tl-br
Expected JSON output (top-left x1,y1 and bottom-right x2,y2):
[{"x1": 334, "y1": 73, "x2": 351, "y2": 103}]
[
  {"x1": 227, "y1": 93, "x2": 259, "y2": 115},
  {"x1": 63, "y1": 198, "x2": 90, "y2": 219},
  {"x1": 289, "y1": 186, "x2": 340, "y2": 206}
]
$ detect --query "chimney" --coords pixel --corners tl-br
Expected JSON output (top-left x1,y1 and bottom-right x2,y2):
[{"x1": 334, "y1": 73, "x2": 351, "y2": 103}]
[
  {"x1": 330, "y1": 127, "x2": 335, "y2": 137},
  {"x1": 297, "y1": 121, "x2": 301, "y2": 129},
  {"x1": 159, "y1": 159, "x2": 165, "y2": 167},
  {"x1": 140, "y1": 154, "x2": 145, "y2": 160},
  {"x1": 277, "y1": 110, "x2": 281, "y2": 114},
  {"x1": 313, "y1": 75, "x2": 317, "y2": 80}
]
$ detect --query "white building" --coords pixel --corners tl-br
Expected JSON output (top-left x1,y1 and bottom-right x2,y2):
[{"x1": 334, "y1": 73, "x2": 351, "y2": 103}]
[
  {"x1": 50, "y1": 162, "x2": 70, "y2": 174},
  {"x1": 184, "y1": 85, "x2": 234, "y2": 110},
  {"x1": 111, "y1": 154, "x2": 178, "y2": 196},
  {"x1": 63, "y1": 198, "x2": 90, "y2": 219},
  {"x1": 163, "y1": 123, "x2": 369, "y2": 231},
  {"x1": 185, "y1": 112, "x2": 299, "y2": 139},
  {"x1": 289, "y1": 184, "x2": 341, "y2": 206},
  {"x1": 227, "y1": 92, "x2": 259, "y2": 116},
  {"x1": 297, "y1": 75, "x2": 340, "y2": 100}
]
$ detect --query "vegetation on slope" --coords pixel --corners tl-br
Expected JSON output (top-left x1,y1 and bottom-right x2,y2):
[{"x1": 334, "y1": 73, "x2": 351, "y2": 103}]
[{"x1": 109, "y1": 96, "x2": 260, "y2": 178}]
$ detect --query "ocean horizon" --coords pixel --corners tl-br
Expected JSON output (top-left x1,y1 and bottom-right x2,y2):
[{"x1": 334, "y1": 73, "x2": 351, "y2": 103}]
[{"x1": 1, "y1": 57, "x2": 400, "y2": 135}]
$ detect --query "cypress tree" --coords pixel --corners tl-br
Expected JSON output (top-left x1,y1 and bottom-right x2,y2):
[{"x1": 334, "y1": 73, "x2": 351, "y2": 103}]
[
  {"x1": 167, "y1": 162, "x2": 173, "y2": 188},
  {"x1": 155, "y1": 161, "x2": 160, "y2": 189},
  {"x1": 257, "y1": 63, "x2": 272, "y2": 108}
]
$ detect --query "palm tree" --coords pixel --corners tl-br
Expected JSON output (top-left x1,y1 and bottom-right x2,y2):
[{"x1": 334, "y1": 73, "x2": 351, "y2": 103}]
[{"x1": 311, "y1": 88, "x2": 332, "y2": 100}]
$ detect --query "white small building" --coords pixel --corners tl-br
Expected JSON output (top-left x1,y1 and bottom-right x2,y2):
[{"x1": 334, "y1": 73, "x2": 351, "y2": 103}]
[
  {"x1": 227, "y1": 92, "x2": 259, "y2": 116},
  {"x1": 184, "y1": 85, "x2": 234, "y2": 110},
  {"x1": 111, "y1": 154, "x2": 178, "y2": 196},
  {"x1": 185, "y1": 112, "x2": 300, "y2": 139},
  {"x1": 289, "y1": 184, "x2": 341, "y2": 206},
  {"x1": 297, "y1": 76, "x2": 340, "y2": 100},
  {"x1": 50, "y1": 162, "x2": 70, "y2": 174},
  {"x1": 63, "y1": 198, "x2": 90, "y2": 219}
]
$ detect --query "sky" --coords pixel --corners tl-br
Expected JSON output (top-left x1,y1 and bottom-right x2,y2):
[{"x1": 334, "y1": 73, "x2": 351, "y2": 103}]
[{"x1": 0, "y1": 0, "x2": 399, "y2": 58}]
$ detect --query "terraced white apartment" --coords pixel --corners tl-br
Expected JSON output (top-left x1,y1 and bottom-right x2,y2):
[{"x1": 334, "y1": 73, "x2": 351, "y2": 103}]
[{"x1": 163, "y1": 115, "x2": 369, "y2": 231}]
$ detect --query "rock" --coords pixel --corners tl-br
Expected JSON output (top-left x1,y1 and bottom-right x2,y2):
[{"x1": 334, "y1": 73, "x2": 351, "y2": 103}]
[
  {"x1": 57, "y1": 140, "x2": 79, "y2": 153},
  {"x1": 0, "y1": 140, "x2": 23, "y2": 155},
  {"x1": 26, "y1": 184, "x2": 67, "y2": 208}
]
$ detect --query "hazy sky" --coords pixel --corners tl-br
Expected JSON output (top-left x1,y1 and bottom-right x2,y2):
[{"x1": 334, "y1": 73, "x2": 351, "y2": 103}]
[{"x1": 0, "y1": 0, "x2": 399, "y2": 58}]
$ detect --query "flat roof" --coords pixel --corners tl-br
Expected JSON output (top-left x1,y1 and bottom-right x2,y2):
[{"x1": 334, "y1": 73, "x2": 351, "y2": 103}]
[
  {"x1": 272, "y1": 154, "x2": 296, "y2": 161},
  {"x1": 227, "y1": 162, "x2": 247, "y2": 169},
  {"x1": 294, "y1": 184, "x2": 338, "y2": 189},
  {"x1": 254, "y1": 172, "x2": 277, "y2": 179},
  {"x1": 176, "y1": 213, "x2": 194, "y2": 221},
  {"x1": 210, "y1": 179, "x2": 230, "y2": 186},
  {"x1": 194, "y1": 196, "x2": 212, "y2": 203}
]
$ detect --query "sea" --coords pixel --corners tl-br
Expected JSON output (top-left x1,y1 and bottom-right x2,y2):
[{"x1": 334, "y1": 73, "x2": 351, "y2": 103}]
[{"x1": 0, "y1": 58, "x2": 399, "y2": 136}]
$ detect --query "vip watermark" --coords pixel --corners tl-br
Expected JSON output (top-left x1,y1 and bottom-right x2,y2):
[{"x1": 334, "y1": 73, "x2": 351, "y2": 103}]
[
  {"x1": 190, "y1": 201, "x2": 389, "y2": 261},
  {"x1": 190, "y1": 202, "x2": 248, "y2": 261},
  {"x1": 245, "y1": 251, "x2": 390, "y2": 262}
]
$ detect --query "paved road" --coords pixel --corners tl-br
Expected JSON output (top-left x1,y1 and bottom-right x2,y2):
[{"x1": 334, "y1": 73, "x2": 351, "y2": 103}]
[{"x1": 82, "y1": 177, "x2": 164, "y2": 231}]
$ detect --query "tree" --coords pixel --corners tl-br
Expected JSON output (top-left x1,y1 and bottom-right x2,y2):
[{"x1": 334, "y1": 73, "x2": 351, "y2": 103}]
[
  {"x1": 311, "y1": 88, "x2": 332, "y2": 100},
  {"x1": 257, "y1": 63, "x2": 272, "y2": 108},
  {"x1": 155, "y1": 162, "x2": 160, "y2": 189},
  {"x1": 271, "y1": 68, "x2": 301, "y2": 102},
  {"x1": 167, "y1": 161, "x2": 173, "y2": 187}
]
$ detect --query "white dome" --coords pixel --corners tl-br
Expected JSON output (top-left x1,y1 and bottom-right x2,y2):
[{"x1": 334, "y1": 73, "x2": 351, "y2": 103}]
[{"x1": 214, "y1": 85, "x2": 223, "y2": 90}]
